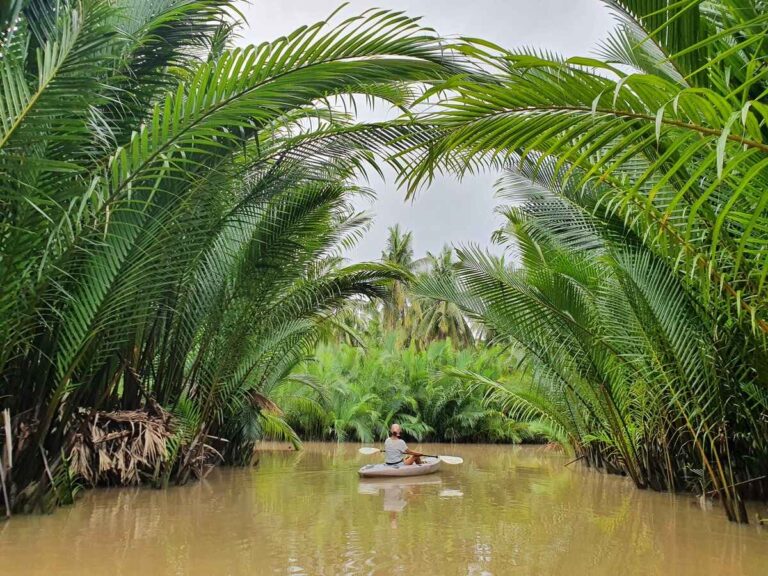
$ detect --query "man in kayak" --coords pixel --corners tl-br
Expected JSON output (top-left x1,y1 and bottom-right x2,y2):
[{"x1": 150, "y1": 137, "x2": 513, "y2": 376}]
[{"x1": 385, "y1": 423, "x2": 424, "y2": 466}]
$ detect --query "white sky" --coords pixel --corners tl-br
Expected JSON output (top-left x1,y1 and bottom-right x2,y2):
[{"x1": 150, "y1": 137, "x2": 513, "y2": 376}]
[{"x1": 237, "y1": 1, "x2": 616, "y2": 261}]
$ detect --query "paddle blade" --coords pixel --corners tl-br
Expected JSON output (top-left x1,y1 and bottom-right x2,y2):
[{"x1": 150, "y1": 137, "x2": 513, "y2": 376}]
[
  {"x1": 359, "y1": 447, "x2": 381, "y2": 455},
  {"x1": 438, "y1": 455, "x2": 463, "y2": 465}
]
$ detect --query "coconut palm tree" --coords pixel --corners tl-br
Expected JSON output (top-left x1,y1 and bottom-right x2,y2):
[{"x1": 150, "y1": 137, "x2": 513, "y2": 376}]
[
  {"x1": 412, "y1": 247, "x2": 475, "y2": 348},
  {"x1": 378, "y1": 234, "x2": 475, "y2": 348},
  {"x1": 380, "y1": 224, "x2": 417, "y2": 333}
]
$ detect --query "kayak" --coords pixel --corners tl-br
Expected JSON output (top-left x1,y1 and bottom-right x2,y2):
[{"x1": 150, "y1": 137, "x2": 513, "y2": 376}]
[
  {"x1": 358, "y1": 475, "x2": 442, "y2": 494},
  {"x1": 358, "y1": 456, "x2": 441, "y2": 478}
]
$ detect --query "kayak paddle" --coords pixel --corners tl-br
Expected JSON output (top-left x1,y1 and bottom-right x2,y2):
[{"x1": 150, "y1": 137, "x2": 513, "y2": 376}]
[{"x1": 358, "y1": 446, "x2": 463, "y2": 465}]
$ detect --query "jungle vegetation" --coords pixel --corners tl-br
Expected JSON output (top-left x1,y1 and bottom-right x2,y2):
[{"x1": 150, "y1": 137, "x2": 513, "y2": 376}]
[
  {"x1": 0, "y1": 0, "x2": 469, "y2": 514},
  {"x1": 278, "y1": 336, "x2": 530, "y2": 445},
  {"x1": 404, "y1": 0, "x2": 768, "y2": 523},
  {"x1": 2, "y1": 0, "x2": 768, "y2": 526},
  {"x1": 276, "y1": 228, "x2": 530, "y2": 445}
]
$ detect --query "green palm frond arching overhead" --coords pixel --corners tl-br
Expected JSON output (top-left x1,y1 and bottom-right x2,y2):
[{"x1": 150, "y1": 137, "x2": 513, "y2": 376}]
[
  {"x1": 400, "y1": 0, "x2": 768, "y2": 338},
  {"x1": 0, "y1": 0, "x2": 474, "y2": 513},
  {"x1": 4, "y1": 0, "x2": 768, "y2": 528},
  {"x1": 414, "y1": 164, "x2": 767, "y2": 522},
  {"x1": 391, "y1": 0, "x2": 768, "y2": 524}
]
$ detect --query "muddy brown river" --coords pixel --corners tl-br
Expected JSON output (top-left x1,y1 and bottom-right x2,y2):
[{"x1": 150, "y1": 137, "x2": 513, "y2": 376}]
[{"x1": 1, "y1": 443, "x2": 766, "y2": 575}]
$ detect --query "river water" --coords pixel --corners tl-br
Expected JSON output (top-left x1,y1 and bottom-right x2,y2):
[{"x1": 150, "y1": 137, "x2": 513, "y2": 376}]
[{"x1": 1, "y1": 443, "x2": 766, "y2": 575}]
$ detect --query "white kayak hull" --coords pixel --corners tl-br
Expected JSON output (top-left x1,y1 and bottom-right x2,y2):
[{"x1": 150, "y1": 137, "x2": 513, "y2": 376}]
[{"x1": 358, "y1": 456, "x2": 441, "y2": 478}]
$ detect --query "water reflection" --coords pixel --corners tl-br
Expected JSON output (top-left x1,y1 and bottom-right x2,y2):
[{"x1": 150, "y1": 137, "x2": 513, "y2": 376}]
[
  {"x1": 439, "y1": 488, "x2": 465, "y2": 498},
  {"x1": 0, "y1": 443, "x2": 766, "y2": 575},
  {"x1": 359, "y1": 476, "x2": 445, "y2": 528}
]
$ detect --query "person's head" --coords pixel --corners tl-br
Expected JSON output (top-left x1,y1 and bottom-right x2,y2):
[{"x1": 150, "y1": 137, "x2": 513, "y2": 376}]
[{"x1": 390, "y1": 423, "x2": 402, "y2": 438}]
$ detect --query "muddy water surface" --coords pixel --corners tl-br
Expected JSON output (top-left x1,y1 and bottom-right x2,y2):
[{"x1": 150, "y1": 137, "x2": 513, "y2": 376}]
[{"x1": 1, "y1": 443, "x2": 767, "y2": 575}]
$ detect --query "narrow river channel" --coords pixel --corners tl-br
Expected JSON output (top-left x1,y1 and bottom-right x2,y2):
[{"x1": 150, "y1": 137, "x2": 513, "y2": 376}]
[{"x1": 1, "y1": 443, "x2": 766, "y2": 575}]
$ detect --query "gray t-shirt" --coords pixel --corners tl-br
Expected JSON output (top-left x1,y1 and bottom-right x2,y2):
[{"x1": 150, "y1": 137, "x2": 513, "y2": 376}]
[{"x1": 384, "y1": 437, "x2": 408, "y2": 464}]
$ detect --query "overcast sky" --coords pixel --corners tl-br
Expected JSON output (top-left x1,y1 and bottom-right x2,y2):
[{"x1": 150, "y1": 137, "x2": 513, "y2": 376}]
[{"x1": 237, "y1": 1, "x2": 616, "y2": 261}]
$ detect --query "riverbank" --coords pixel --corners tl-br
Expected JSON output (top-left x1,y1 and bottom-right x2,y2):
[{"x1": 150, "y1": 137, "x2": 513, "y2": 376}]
[{"x1": 1, "y1": 443, "x2": 766, "y2": 575}]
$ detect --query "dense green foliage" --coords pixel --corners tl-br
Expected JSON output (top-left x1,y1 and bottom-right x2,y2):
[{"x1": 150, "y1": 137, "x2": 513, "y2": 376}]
[
  {"x1": 0, "y1": 0, "x2": 467, "y2": 514},
  {"x1": 406, "y1": 0, "x2": 768, "y2": 523},
  {"x1": 278, "y1": 335, "x2": 531, "y2": 444},
  {"x1": 3, "y1": 0, "x2": 768, "y2": 528},
  {"x1": 273, "y1": 228, "x2": 523, "y2": 445}
]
